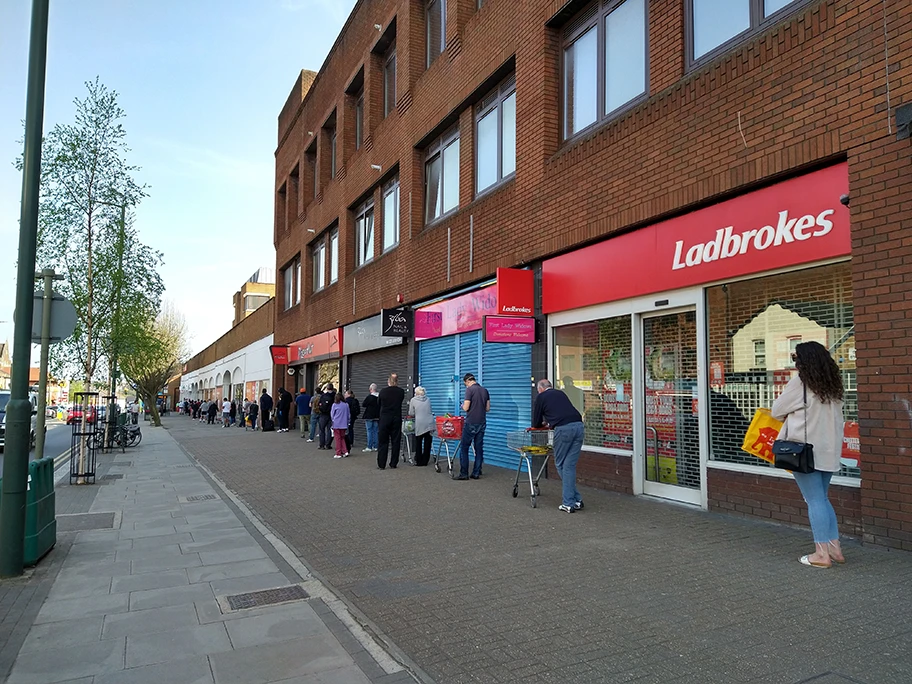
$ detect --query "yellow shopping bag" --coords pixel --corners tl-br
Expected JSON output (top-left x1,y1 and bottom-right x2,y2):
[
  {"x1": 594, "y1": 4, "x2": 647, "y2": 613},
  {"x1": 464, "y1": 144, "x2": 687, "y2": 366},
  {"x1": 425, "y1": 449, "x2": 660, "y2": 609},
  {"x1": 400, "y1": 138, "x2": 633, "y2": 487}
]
[{"x1": 741, "y1": 408, "x2": 783, "y2": 464}]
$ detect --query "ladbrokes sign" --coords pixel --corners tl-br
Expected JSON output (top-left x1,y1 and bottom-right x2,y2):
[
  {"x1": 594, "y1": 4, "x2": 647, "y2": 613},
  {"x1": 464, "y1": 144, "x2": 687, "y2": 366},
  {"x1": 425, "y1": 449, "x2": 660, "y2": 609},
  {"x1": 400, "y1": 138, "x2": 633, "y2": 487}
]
[{"x1": 542, "y1": 163, "x2": 849, "y2": 314}]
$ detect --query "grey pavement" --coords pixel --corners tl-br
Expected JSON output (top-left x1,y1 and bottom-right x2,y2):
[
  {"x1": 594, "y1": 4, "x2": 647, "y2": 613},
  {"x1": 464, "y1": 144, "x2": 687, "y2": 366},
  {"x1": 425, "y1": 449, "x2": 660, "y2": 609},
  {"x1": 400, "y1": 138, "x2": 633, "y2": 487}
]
[
  {"x1": 166, "y1": 415, "x2": 912, "y2": 684},
  {"x1": 0, "y1": 424, "x2": 417, "y2": 684}
]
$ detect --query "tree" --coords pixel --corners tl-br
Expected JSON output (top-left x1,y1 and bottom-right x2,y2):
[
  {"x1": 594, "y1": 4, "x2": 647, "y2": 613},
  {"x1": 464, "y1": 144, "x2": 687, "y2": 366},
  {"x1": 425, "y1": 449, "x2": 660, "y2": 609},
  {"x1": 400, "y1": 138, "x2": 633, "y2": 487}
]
[
  {"x1": 119, "y1": 303, "x2": 189, "y2": 428},
  {"x1": 19, "y1": 77, "x2": 163, "y2": 391}
]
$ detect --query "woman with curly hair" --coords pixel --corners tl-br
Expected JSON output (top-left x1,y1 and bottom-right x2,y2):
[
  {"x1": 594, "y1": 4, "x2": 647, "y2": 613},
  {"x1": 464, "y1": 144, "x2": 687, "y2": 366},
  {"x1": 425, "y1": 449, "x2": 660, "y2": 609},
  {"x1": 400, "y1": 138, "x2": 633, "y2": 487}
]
[{"x1": 772, "y1": 340, "x2": 846, "y2": 568}]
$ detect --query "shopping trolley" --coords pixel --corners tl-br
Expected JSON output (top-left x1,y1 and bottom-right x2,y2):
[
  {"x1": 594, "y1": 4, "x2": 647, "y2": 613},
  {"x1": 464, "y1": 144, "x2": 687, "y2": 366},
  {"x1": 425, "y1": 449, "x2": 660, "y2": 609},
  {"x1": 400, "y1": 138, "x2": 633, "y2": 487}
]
[
  {"x1": 401, "y1": 417, "x2": 415, "y2": 465},
  {"x1": 506, "y1": 429, "x2": 554, "y2": 508},
  {"x1": 433, "y1": 415, "x2": 465, "y2": 478}
]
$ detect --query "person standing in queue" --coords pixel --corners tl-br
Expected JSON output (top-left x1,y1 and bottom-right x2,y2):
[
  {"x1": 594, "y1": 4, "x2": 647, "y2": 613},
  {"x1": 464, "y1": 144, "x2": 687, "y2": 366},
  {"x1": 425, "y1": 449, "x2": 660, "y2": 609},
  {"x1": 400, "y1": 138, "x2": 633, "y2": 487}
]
[
  {"x1": 377, "y1": 374, "x2": 406, "y2": 469},
  {"x1": 361, "y1": 384, "x2": 380, "y2": 452},
  {"x1": 533, "y1": 379, "x2": 584, "y2": 513},
  {"x1": 277, "y1": 388, "x2": 293, "y2": 433},
  {"x1": 259, "y1": 388, "x2": 273, "y2": 426},
  {"x1": 343, "y1": 390, "x2": 361, "y2": 453},
  {"x1": 296, "y1": 388, "x2": 312, "y2": 439},
  {"x1": 458, "y1": 373, "x2": 490, "y2": 480},
  {"x1": 317, "y1": 384, "x2": 336, "y2": 450}
]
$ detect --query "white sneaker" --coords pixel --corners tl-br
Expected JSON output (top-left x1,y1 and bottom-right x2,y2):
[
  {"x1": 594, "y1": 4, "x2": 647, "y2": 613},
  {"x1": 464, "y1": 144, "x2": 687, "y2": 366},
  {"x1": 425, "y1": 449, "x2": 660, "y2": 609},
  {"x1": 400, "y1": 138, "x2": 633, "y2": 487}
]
[
  {"x1": 362, "y1": 447, "x2": 371, "y2": 452},
  {"x1": 307, "y1": 439, "x2": 314, "y2": 442},
  {"x1": 333, "y1": 454, "x2": 343, "y2": 459},
  {"x1": 343, "y1": 452, "x2": 349, "y2": 457}
]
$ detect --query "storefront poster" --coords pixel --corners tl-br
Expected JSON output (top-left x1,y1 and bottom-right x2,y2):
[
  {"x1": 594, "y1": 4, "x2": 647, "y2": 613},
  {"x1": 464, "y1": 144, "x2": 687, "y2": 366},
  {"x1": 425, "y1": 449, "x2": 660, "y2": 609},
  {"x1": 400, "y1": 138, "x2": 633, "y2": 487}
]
[
  {"x1": 495, "y1": 268, "x2": 534, "y2": 316},
  {"x1": 415, "y1": 286, "x2": 498, "y2": 340},
  {"x1": 542, "y1": 163, "x2": 850, "y2": 313},
  {"x1": 344, "y1": 315, "x2": 403, "y2": 354},
  {"x1": 484, "y1": 316, "x2": 536, "y2": 343},
  {"x1": 289, "y1": 329, "x2": 342, "y2": 363}
]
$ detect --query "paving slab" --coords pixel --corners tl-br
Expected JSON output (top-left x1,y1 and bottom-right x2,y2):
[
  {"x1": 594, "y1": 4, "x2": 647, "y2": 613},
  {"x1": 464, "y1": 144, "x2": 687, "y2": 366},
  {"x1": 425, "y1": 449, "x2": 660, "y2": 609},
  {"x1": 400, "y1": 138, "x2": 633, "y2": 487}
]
[
  {"x1": 208, "y1": 633, "x2": 353, "y2": 684},
  {"x1": 128, "y1": 582, "x2": 214, "y2": 611},
  {"x1": 6, "y1": 636, "x2": 125, "y2": 683},
  {"x1": 17, "y1": 616, "x2": 104, "y2": 654},
  {"x1": 93, "y1": 655, "x2": 214, "y2": 684},
  {"x1": 223, "y1": 603, "x2": 326, "y2": 648},
  {"x1": 198, "y1": 546, "x2": 269, "y2": 566},
  {"x1": 110, "y1": 568, "x2": 189, "y2": 594},
  {"x1": 125, "y1": 622, "x2": 231, "y2": 667},
  {"x1": 187, "y1": 557, "x2": 280, "y2": 583},
  {"x1": 102, "y1": 603, "x2": 201, "y2": 639},
  {"x1": 34, "y1": 592, "x2": 131, "y2": 624}
]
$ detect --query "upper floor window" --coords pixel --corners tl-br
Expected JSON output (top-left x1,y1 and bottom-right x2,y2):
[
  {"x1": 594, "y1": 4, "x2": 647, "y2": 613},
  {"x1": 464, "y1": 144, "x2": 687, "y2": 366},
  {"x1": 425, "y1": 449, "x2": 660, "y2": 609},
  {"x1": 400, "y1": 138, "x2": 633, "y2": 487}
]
[
  {"x1": 312, "y1": 240, "x2": 325, "y2": 293},
  {"x1": 383, "y1": 177, "x2": 400, "y2": 251},
  {"x1": 690, "y1": 0, "x2": 803, "y2": 62},
  {"x1": 329, "y1": 227, "x2": 339, "y2": 284},
  {"x1": 355, "y1": 200, "x2": 374, "y2": 267},
  {"x1": 476, "y1": 74, "x2": 516, "y2": 195},
  {"x1": 425, "y1": 128, "x2": 460, "y2": 224},
  {"x1": 306, "y1": 144, "x2": 317, "y2": 199},
  {"x1": 384, "y1": 44, "x2": 397, "y2": 117},
  {"x1": 426, "y1": 0, "x2": 445, "y2": 67},
  {"x1": 355, "y1": 90, "x2": 364, "y2": 150},
  {"x1": 563, "y1": 0, "x2": 647, "y2": 139},
  {"x1": 330, "y1": 127, "x2": 337, "y2": 179},
  {"x1": 283, "y1": 256, "x2": 300, "y2": 310}
]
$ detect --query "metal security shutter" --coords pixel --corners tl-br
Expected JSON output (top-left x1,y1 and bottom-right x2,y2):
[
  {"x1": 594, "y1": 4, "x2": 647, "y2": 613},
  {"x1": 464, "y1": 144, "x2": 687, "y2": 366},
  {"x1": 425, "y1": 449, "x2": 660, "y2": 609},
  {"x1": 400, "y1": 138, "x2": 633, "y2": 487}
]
[
  {"x1": 481, "y1": 340, "x2": 532, "y2": 470},
  {"x1": 418, "y1": 336, "x2": 457, "y2": 457},
  {"x1": 347, "y1": 345, "x2": 409, "y2": 415}
]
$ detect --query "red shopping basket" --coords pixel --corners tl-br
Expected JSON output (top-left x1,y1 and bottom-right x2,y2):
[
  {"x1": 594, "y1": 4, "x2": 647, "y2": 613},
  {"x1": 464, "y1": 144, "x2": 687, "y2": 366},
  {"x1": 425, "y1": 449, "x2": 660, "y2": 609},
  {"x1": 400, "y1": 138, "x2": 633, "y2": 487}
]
[{"x1": 436, "y1": 415, "x2": 464, "y2": 439}]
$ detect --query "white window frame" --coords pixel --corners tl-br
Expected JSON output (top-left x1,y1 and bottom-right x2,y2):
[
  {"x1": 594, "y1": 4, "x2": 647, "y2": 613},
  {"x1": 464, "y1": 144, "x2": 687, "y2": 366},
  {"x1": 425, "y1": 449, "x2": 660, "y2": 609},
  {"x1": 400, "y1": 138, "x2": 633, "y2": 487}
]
[
  {"x1": 424, "y1": 127, "x2": 460, "y2": 225},
  {"x1": 355, "y1": 200, "x2": 375, "y2": 267},
  {"x1": 283, "y1": 261, "x2": 295, "y2": 310},
  {"x1": 382, "y1": 177, "x2": 400, "y2": 251},
  {"x1": 426, "y1": 0, "x2": 446, "y2": 68},
  {"x1": 383, "y1": 46, "x2": 397, "y2": 118},
  {"x1": 329, "y1": 227, "x2": 339, "y2": 284},
  {"x1": 312, "y1": 240, "x2": 326, "y2": 293},
  {"x1": 475, "y1": 74, "x2": 516, "y2": 195}
]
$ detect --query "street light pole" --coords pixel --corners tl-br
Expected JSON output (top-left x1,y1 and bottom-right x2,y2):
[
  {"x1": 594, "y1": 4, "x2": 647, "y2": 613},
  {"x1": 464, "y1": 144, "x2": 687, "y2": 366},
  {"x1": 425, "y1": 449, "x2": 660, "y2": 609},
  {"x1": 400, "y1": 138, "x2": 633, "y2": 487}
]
[
  {"x1": 33, "y1": 268, "x2": 64, "y2": 461},
  {"x1": 0, "y1": 0, "x2": 50, "y2": 579}
]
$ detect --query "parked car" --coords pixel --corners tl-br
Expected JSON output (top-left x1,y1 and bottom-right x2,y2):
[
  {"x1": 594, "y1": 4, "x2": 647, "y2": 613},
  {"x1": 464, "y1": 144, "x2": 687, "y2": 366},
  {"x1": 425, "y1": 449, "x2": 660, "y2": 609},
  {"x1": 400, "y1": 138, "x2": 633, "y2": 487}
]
[
  {"x1": 66, "y1": 405, "x2": 98, "y2": 425},
  {"x1": 0, "y1": 391, "x2": 40, "y2": 451}
]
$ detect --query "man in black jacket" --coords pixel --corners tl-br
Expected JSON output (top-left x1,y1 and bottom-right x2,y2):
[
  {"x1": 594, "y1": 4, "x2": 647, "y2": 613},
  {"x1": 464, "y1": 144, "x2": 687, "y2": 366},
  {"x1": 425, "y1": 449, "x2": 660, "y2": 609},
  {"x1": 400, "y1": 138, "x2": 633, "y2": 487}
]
[
  {"x1": 277, "y1": 388, "x2": 293, "y2": 433},
  {"x1": 259, "y1": 389, "x2": 273, "y2": 428},
  {"x1": 317, "y1": 384, "x2": 336, "y2": 449},
  {"x1": 343, "y1": 390, "x2": 361, "y2": 452},
  {"x1": 377, "y1": 374, "x2": 406, "y2": 469},
  {"x1": 533, "y1": 379, "x2": 584, "y2": 513}
]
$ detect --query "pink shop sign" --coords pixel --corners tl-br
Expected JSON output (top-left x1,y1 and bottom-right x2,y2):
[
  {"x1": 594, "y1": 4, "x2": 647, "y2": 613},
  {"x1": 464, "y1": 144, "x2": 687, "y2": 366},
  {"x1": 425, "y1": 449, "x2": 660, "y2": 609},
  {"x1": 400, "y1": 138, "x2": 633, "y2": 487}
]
[
  {"x1": 484, "y1": 316, "x2": 536, "y2": 344},
  {"x1": 415, "y1": 286, "x2": 498, "y2": 340}
]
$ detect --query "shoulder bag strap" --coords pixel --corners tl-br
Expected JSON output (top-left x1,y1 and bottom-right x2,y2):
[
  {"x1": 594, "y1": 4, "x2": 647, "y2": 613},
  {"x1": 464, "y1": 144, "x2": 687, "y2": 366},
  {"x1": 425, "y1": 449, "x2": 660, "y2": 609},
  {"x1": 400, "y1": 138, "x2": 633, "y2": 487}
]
[{"x1": 802, "y1": 382, "x2": 808, "y2": 444}]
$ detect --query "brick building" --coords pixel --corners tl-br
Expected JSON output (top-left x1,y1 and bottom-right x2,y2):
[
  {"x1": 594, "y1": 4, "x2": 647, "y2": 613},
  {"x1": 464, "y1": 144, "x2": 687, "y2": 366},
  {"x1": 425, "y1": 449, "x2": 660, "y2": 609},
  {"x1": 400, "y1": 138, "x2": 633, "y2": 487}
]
[{"x1": 273, "y1": 0, "x2": 912, "y2": 549}]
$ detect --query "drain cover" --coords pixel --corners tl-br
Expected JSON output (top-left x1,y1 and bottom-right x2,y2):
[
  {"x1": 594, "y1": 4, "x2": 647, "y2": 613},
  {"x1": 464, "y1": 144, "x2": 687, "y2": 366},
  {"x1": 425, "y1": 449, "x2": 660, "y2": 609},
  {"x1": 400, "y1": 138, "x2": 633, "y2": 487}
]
[
  {"x1": 184, "y1": 494, "x2": 217, "y2": 502},
  {"x1": 101, "y1": 474, "x2": 124, "y2": 481},
  {"x1": 225, "y1": 585, "x2": 309, "y2": 611}
]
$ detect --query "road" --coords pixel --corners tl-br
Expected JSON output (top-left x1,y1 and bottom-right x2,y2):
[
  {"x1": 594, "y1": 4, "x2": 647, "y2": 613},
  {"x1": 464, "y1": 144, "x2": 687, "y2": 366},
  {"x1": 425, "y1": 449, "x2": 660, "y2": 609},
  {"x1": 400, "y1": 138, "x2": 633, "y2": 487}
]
[{"x1": 0, "y1": 420, "x2": 70, "y2": 474}]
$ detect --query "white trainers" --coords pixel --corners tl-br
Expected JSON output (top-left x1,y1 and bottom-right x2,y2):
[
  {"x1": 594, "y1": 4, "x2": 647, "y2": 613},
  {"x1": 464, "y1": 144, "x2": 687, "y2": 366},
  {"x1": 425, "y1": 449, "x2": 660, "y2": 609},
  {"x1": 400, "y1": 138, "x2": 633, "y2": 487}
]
[
  {"x1": 362, "y1": 447, "x2": 372, "y2": 452},
  {"x1": 307, "y1": 439, "x2": 314, "y2": 442},
  {"x1": 558, "y1": 504, "x2": 576, "y2": 513},
  {"x1": 333, "y1": 454, "x2": 343, "y2": 459},
  {"x1": 343, "y1": 452, "x2": 349, "y2": 457}
]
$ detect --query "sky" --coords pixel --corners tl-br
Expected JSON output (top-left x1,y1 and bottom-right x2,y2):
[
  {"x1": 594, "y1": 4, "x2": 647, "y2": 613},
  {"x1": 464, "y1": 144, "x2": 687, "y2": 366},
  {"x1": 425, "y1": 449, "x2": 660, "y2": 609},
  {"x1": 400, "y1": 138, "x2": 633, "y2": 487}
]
[{"x1": 0, "y1": 0, "x2": 357, "y2": 360}]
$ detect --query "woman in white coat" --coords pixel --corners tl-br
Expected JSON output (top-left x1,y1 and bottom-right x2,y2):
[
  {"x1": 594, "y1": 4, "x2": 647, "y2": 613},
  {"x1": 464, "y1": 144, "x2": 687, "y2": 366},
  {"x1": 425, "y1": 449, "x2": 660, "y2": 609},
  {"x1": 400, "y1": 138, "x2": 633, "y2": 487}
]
[
  {"x1": 408, "y1": 386, "x2": 434, "y2": 466},
  {"x1": 771, "y1": 341, "x2": 846, "y2": 568}
]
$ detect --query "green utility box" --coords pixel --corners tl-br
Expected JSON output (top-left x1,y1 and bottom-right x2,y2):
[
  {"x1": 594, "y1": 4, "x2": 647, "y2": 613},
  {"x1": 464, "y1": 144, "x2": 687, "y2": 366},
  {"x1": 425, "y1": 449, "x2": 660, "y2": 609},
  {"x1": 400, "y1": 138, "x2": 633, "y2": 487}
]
[{"x1": 0, "y1": 456, "x2": 57, "y2": 566}]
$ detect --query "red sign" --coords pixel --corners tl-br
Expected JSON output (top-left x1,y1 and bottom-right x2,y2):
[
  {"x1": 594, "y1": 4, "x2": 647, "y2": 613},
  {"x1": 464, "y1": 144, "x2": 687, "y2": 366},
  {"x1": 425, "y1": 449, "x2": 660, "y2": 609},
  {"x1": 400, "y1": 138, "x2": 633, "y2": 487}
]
[
  {"x1": 542, "y1": 164, "x2": 850, "y2": 313},
  {"x1": 841, "y1": 421, "x2": 860, "y2": 466},
  {"x1": 484, "y1": 316, "x2": 536, "y2": 343},
  {"x1": 269, "y1": 345, "x2": 289, "y2": 365},
  {"x1": 415, "y1": 286, "x2": 498, "y2": 340},
  {"x1": 495, "y1": 268, "x2": 534, "y2": 316},
  {"x1": 288, "y1": 329, "x2": 342, "y2": 362}
]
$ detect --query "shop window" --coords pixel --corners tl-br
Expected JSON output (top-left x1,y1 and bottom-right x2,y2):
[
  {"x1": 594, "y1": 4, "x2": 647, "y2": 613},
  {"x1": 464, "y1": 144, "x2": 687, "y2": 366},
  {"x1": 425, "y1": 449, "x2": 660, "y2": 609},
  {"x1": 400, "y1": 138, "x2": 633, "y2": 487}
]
[
  {"x1": 425, "y1": 127, "x2": 460, "y2": 224},
  {"x1": 355, "y1": 200, "x2": 375, "y2": 267},
  {"x1": 329, "y1": 227, "x2": 339, "y2": 283},
  {"x1": 426, "y1": 0, "x2": 446, "y2": 67},
  {"x1": 383, "y1": 177, "x2": 400, "y2": 250},
  {"x1": 384, "y1": 44, "x2": 397, "y2": 117},
  {"x1": 553, "y1": 315, "x2": 633, "y2": 451},
  {"x1": 312, "y1": 239, "x2": 325, "y2": 293},
  {"x1": 706, "y1": 261, "x2": 857, "y2": 477},
  {"x1": 562, "y1": 0, "x2": 646, "y2": 139},
  {"x1": 689, "y1": 0, "x2": 805, "y2": 62},
  {"x1": 475, "y1": 74, "x2": 516, "y2": 195}
]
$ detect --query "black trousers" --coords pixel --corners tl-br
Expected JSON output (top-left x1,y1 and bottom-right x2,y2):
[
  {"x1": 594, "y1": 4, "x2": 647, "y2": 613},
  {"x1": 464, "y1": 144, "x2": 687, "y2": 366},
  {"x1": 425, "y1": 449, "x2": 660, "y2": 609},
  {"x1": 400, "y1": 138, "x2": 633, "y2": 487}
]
[
  {"x1": 345, "y1": 421, "x2": 355, "y2": 451},
  {"x1": 319, "y1": 413, "x2": 331, "y2": 447},
  {"x1": 377, "y1": 417, "x2": 401, "y2": 468},
  {"x1": 414, "y1": 432, "x2": 433, "y2": 466}
]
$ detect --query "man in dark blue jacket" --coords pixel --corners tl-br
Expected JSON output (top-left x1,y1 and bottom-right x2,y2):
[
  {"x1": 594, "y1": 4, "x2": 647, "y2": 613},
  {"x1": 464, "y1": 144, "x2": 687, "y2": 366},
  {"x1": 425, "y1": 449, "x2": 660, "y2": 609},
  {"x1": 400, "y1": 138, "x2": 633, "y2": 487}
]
[
  {"x1": 532, "y1": 379, "x2": 584, "y2": 513},
  {"x1": 259, "y1": 389, "x2": 274, "y2": 429},
  {"x1": 295, "y1": 388, "x2": 312, "y2": 439}
]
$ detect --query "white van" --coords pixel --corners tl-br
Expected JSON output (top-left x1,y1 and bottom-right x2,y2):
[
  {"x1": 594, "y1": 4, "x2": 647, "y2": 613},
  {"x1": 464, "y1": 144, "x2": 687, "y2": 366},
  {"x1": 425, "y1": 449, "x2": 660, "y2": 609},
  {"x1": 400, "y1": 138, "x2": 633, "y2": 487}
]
[{"x1": 0, "y1": 391, "x2": 40, "y2": 451}]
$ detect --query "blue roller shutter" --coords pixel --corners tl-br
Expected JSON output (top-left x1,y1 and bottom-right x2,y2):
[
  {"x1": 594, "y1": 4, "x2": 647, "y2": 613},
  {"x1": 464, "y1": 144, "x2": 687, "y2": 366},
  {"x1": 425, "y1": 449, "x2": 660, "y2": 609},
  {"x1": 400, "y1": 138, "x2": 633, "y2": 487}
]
[
  {"x1": 480, "y1": 340, "x2": 532, "y2": 470},
  {"x1": 418, "y1": 337, "x2": 457, "y2": 457}
]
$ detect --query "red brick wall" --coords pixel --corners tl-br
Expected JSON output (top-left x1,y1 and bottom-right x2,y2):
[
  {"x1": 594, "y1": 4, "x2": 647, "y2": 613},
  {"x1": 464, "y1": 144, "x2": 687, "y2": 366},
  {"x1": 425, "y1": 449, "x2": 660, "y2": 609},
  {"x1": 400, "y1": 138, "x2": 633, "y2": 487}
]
[
  {"x1": 274, "y1": 0, "x2": 912, "y2": 548},
  {"x1": 708, "y1": 468, "x2": 863, "y2": 539},
  {"x1": 577, "y1": 451, "x2": 634, "y2": 495}
]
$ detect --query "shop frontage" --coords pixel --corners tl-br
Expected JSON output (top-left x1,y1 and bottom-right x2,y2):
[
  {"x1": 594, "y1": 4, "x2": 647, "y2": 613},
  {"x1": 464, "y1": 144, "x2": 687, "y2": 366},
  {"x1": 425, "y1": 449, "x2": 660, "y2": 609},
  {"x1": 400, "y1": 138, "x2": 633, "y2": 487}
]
[
  {"x1": 416, "y1": 270, "x2": 536, "y2": 470},
  {"x1": 342, "y1": 314, "x2": 408, "y2": 402},
  {"x1": 288, "y1": 329, "x2": 342, "y2": 394},
  {"x1": 543, "y1": 164, "x2": 859, "y2": 520}
]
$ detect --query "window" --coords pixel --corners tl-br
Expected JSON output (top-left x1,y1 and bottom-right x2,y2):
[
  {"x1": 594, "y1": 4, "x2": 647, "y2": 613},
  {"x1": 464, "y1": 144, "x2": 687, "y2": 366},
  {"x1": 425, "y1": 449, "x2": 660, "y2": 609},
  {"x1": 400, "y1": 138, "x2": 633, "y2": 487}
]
[
  {"x1": 383, "y1": 45, "x2": 397, "y2": 117},
  {"x1": 355, "y1": 200, "x2": 374, "y2": 267},
  {"x1": 355, "y1": 90, "x2": 364, "y2": 150},
  {"x1": 706, "y1": 262, "x2": 857, "y2": 477},
  {"x1": 753, "y1": 339, "x2": 766, "y2": 369},
  {"x1": 787, "y1": 337, "x2": 802, "y2": 368},
  {"x1": 244, "y1": 294, "x2": 270, "y2": 312},
  {"x1": 306, "y1": 146, "x2": 317, "y2": 199},
  {"x1": 329, "y1": 228, "x2": 339, "y2": 283},
  {"x1": 563, "y1": 0, "x2": 646, "y2": 139},
  {"x1": 312, "y1": 240, "x2": 325, "y2": 293},
  {"x1": 476, "y1": 74, "x2": 516, "y2": 194},
  {"x1": 383, "y1": 177, "x2": 400, "y2": 250},
  {"x1": 690, "y1": 0, "x2": 803, "y2": 61},
  {"x1": 282, "y1": 257, "x2": 300, "y2": 310},
  {"x1": 425, "y1": 128, "x2": 460, "y2": 223},
  {"x1": 330, "y1": 127, "x2": 337, "y2": 179},
  {"x1": 426, "y1": 0, "x2": 445, "y2": 67}
]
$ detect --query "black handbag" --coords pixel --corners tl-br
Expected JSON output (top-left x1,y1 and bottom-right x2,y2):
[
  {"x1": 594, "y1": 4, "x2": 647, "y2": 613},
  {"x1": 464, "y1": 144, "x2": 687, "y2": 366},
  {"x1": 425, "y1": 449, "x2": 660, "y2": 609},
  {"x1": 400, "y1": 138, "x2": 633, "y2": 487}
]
[{"x1": 773, "y1": 384, "x2": 815, "y2": 474}]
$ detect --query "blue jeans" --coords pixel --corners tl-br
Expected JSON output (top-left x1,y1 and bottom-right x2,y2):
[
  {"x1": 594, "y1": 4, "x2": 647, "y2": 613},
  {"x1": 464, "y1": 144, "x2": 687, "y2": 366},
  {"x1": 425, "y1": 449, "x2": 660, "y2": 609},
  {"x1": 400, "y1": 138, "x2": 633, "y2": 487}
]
[
  {"x1": 365, "y1": 420, "x2": 379, "y2": 449},
  {"x1": 792, "y1": 470, "x2": 838, "y2": 543},
  {"x1": 460, "y1": 422, "x2": 485, "y2": 477},
  {"x1": 309, "y1": 414, "x2": 318, "y2": 440},
  {"x1": 553, "y1": 422, "x2": 584, "y2": 507}
]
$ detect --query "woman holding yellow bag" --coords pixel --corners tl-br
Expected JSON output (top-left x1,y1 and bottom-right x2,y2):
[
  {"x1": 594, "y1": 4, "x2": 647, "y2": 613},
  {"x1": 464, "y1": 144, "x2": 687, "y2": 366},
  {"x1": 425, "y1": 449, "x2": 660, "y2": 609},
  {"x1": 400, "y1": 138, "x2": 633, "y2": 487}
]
[{"x1": 771, "y1": 341, "x2": 846, "y2": 568}]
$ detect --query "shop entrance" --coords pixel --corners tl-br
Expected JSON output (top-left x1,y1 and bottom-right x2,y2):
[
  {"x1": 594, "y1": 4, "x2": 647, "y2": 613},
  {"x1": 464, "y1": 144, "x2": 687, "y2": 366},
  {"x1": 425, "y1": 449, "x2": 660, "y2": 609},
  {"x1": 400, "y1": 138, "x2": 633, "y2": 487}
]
[{"x1": 638, "y1": 307, "x2": 703, "y2": 505}]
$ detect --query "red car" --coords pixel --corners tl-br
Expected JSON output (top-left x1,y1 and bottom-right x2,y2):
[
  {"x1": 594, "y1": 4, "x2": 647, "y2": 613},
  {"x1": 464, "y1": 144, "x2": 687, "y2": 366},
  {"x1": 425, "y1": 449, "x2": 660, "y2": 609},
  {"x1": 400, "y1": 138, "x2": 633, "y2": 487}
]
[{"x1": 66, "y1": 406, "x2": 97, "y2": 425}]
